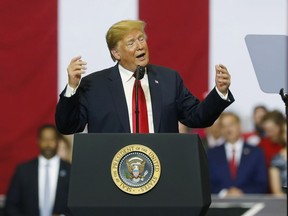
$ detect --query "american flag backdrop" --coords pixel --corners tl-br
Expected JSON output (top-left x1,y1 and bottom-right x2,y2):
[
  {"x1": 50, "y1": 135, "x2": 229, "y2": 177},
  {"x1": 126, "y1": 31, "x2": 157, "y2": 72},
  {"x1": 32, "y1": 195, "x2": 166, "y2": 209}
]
[{"x1": 0, "y1": 0, "x2": 287, "y2": 194}]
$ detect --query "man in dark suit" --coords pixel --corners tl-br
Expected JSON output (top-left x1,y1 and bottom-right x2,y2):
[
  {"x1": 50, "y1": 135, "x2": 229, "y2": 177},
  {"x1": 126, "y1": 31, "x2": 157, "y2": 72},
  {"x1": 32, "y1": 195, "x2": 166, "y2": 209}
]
[
  {"x1": 207, "y1": 112, "x2": 268, "y2": 197},
  {"x1": 5, "y1": 125, "x2": 71, "y2": 216},
  {"x1": 56, "y1": 20, "x2": 234, "y2": 134}
]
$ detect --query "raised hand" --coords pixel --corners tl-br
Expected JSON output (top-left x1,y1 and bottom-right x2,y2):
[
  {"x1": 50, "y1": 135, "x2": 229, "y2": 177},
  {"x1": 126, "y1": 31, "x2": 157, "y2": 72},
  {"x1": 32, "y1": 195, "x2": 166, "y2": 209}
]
[
  {"x1": 67, "y1": 56, "x2": 87, "y2": 88},
  {"x1": 215, "y1": 64, "x2": 231, "y2": 95}
]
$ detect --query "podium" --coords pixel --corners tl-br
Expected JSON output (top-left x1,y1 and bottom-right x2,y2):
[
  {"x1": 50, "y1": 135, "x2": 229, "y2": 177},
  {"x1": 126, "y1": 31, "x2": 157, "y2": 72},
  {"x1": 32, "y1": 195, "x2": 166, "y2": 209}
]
[{"x1": 68, "y1": 133, "x2": 211, "y2": 216}]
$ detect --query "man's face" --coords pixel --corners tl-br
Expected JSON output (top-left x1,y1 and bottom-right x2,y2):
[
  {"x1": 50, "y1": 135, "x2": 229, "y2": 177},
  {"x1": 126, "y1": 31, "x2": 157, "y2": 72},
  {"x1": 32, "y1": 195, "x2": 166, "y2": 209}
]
[
  {"x1": 112, "y1": 30, "x2": 149, "y2": 72},
  {"x1": 221, "y1": 115, "x2": 241, "y2": 144},
  {"x1": 38, "y1": 128, "x2": 58, "y2": 159}
]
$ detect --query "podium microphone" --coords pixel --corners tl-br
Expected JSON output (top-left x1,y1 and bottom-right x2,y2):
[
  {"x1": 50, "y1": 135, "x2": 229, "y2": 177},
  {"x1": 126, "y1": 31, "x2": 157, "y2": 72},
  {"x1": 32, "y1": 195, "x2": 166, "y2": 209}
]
[{"x1": 134, "y1": 65, "x2": 145, "y2": 133}]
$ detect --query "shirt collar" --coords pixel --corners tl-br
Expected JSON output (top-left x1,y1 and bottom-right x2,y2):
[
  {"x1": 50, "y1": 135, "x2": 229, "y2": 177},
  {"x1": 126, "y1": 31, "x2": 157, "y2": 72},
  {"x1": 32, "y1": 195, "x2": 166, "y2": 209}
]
[
  {"x1": 118, "y1": 64, "x2": 135, "y2": 82},
  {"x1": 38, "y1": 155, "x2": 60, "y2": 166},
  {"x1": 118, "y1": 64, "x2": 147, "y2": 83},
  {"x1": 225, "y1": 138, "x2": 244, "y2": 151}
]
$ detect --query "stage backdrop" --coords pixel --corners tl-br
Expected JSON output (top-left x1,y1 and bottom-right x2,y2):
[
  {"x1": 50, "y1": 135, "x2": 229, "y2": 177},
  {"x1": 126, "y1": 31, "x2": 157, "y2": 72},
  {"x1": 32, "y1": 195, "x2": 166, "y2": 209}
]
[{"x1": 1, "y1": 0, "x2": 287, "y2": 194}]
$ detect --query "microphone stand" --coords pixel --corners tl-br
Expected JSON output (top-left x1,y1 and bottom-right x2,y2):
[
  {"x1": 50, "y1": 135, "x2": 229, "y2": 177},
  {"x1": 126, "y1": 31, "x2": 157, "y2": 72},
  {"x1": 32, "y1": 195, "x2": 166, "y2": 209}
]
[
  {"x1": 135, "y1": 66, "x2": 145, "y2": 133},
  {"x1": 279, "y1": 88, "x2": 288, "y2": 193}
]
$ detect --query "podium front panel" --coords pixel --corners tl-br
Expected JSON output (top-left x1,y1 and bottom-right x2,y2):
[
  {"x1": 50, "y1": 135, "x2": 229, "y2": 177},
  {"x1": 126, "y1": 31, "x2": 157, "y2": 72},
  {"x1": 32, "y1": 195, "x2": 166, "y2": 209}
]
[{"x1": 68, "y1": 133, "x2": 211, "y2": 216}]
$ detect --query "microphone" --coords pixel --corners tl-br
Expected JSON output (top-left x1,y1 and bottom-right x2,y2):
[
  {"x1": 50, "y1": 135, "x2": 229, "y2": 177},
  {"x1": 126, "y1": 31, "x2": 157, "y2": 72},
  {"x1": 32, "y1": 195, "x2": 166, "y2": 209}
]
[
  {"x1": 134, "y1": 65, "x2": 145, "y2": 80},
  {"x1": 134, "y1": 65, "x2": 146, "y2": 133}
]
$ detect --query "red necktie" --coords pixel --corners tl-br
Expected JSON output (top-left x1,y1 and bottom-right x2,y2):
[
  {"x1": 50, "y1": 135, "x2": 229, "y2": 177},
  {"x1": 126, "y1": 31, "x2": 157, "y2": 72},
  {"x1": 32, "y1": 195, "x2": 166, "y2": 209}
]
[
  {"x1": 132, "y1": 80, "x2": 149, "y2": 133},
  {"x1": 229, "y1": 149, "x2": 237, "y2": 179}
]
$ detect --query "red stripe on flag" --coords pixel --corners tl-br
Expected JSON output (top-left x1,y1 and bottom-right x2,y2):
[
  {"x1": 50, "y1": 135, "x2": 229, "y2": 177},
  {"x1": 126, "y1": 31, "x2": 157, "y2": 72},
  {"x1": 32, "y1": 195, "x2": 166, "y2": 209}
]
[
  {"x1": 0, "y1": 0, "x2": 58, "y2": 194},
  {"x1": 139, "y1": 0, "x2": 209, "y2": 100}
]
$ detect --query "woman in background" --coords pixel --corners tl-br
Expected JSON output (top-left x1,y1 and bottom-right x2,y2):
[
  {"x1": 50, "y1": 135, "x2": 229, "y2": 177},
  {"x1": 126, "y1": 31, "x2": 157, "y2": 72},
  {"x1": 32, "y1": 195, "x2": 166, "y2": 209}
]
[
  {"x1": 260, "y1": 110, "x2": 286, "y2": 167},
  {"x1": 269, "y1": 122, "x2": 287, "y2": 195}
]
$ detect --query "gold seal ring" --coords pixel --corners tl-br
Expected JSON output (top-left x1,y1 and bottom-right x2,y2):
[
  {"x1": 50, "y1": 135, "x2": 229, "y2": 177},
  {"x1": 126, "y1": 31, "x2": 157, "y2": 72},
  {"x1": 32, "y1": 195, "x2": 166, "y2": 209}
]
[{"x1": 111, "y1": 144, "x2": 161, "y2": 195}]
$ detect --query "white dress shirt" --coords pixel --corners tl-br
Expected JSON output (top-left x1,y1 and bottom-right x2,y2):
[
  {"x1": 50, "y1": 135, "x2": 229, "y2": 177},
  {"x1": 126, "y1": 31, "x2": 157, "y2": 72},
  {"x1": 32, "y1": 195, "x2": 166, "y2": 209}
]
[
  {"x1": 224, "y1": 138, "x2": 244, "y2": 166},
  {"x1": 118, "y1": 64, "x2": 154, "y2": 133},
  {"x1": 218, "y1": 139, "x2": 244, "y2": 198},
  {"x1": 38, "y1": 155, "x2": 60, "y2": 212}
]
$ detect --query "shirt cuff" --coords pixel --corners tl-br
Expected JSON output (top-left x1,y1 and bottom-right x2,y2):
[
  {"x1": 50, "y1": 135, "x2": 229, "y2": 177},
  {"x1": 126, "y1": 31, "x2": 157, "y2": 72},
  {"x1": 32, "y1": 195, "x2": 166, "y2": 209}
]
[
  {"x1": 215, "y1": 86, "x2": 229, "y2": 101},
  {"x1": 64, "y1": 83, "x2": 79, "y2": 97}
]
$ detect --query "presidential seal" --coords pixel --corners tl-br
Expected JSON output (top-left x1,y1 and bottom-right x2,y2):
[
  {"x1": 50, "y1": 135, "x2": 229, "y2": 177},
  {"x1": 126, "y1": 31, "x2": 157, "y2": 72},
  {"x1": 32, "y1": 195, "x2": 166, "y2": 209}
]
[{"x1": 111, "y1": 144, "x2": 161, "y2": 195}]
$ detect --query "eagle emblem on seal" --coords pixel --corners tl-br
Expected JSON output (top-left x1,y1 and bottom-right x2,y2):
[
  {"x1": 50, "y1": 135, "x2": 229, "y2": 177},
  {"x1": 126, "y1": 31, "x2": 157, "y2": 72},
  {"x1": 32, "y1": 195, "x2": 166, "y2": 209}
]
[{"x1": 125, "y1": 157, "x2": 148, "y2": 183}]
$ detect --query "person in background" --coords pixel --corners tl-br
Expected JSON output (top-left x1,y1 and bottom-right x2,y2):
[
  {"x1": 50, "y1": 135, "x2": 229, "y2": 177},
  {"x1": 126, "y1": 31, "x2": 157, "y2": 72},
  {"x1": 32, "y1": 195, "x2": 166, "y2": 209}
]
[
  {"x1": 178, "y1": 122, "x2": 191, "y2": 133},
  {"x1": 269, "y1": 123, "x2": 287, "y2": 195},
  {"x1": 207, "y1": 112, "x2": 268, "y2": 197},
  {"x1": 259, "y1": 110, "x2": 286, "y2": 167},
  {"x1": 243, "y1": 105, "x2": 268, "y2": 146},
  {"x1": 57, "y1": 134, "x2": 73, "y2": 163},
  {"x1": 201, "y1": 117, "x2": 224, "y2": 149},
  {"x1": 5, "y1": 125, "x2": 71, "y2": 216}
]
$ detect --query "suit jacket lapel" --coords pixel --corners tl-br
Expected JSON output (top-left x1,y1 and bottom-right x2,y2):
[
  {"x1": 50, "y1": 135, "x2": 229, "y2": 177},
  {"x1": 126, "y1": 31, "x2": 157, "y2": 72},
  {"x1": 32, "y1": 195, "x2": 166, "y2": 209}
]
[
  {"x1": 107, "y1": 65, "x2": 130, "y2": 132},
  {"x1": 147, "y1": 65, "x2": 162, "y2": 133},
  {"x1": 219, "y1": 146, "x2": 232, "y2": 182},
  {"x1": 237, "y1": 144, "x2": 251, "y2": 183},
  {"x1": 54, "y1": 161, "x2": 66, "y2": 210},
  {"x1": 54, "y1": 161, "x2": 62, "y2": 210},
  {"x1": 32, "y1": 159, "x2": 40, "y2": 214}
]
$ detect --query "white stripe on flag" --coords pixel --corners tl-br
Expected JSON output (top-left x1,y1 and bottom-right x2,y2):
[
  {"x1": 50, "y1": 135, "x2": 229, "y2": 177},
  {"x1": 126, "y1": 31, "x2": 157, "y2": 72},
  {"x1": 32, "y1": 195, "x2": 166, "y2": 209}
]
[{"x1": 58, "y1": 0, "x2": 139, "y2": 94}]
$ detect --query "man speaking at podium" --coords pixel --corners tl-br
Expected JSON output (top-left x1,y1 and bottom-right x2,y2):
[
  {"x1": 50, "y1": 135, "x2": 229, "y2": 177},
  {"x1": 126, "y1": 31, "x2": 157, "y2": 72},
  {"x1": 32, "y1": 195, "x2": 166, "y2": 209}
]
[{"x1": 55, "y1": 20, "x2": 234, "y2": 134}]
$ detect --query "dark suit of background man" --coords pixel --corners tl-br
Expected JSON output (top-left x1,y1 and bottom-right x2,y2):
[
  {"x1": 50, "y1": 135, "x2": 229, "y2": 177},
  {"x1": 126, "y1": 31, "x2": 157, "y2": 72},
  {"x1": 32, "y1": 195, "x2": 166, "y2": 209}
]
[
  {"x1": 55, "y1": 20, "x2": 234, "y2": 134},
  {"x1": 5, "y1": 125, "x2": 71, "y2": 216}
]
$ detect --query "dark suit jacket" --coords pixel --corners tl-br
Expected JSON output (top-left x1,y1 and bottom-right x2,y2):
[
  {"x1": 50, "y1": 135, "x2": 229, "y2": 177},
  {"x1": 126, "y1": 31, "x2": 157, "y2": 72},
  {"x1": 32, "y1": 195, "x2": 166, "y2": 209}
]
[
  {"x1": 5, "y1": 158, "x2": 71, "y2": 216},
  {"x1": 56, "y1": 64, "x2": 234, "y2": 134},
  {"x1": 207, "y1": 143, "x2": 268, "y2": 194}
]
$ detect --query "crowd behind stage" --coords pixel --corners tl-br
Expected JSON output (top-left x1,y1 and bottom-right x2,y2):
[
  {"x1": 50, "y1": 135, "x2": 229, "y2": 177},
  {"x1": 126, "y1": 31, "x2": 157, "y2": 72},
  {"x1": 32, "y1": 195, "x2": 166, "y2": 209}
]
[
  {"x1": 180, "y1": 105, "x2": 287, "y2": 196},
  {"x1": 2, "y1": 105, "x2": 287, "y2": 215}
]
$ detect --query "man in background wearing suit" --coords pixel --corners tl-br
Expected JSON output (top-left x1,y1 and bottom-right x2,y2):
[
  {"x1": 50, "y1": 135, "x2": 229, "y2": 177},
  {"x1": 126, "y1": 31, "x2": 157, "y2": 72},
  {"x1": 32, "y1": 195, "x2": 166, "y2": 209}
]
[
  {"x1": 207, "y1": 112, "x2": 268, "y2": 197},
  {"x1": 56, "y1": 20, "x2": 234, "y2": 134},
  {"x1": 5, "y1": 125, "x2": 71, "y2": 216}
]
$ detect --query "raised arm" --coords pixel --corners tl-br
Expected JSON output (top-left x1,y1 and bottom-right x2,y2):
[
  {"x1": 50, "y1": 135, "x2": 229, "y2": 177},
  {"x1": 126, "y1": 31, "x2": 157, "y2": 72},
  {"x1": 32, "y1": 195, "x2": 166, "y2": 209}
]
[{"x1": 55, "y1": 56, "x2": 88, "y2": 134}]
